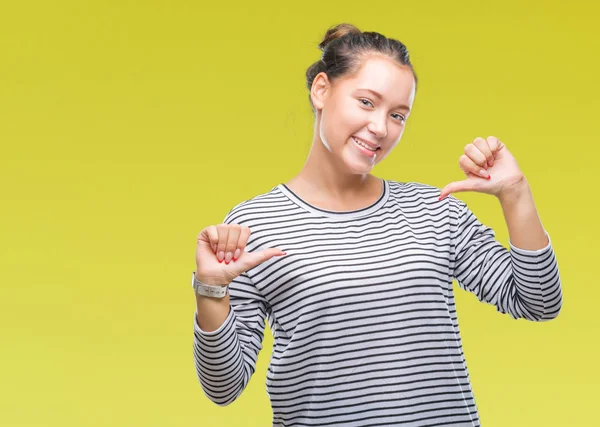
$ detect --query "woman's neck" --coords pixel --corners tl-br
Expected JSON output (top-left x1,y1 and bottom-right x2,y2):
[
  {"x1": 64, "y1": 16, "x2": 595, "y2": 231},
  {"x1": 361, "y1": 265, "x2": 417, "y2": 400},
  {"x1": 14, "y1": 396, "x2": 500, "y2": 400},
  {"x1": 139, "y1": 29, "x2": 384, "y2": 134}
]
[{"x1": 285, "y1": 139, "x2": 382, "y2": 211}]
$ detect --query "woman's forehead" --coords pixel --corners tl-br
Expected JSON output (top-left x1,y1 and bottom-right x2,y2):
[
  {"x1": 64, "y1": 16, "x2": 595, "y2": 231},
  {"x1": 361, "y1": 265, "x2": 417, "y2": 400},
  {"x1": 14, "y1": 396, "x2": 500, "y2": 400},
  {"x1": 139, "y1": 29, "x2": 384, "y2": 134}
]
[
  {"x1": 353, "y1": 57, "x2": 413, "y2": 83},
  {"x1": 341, "y1": 58, "x2": 415, "y2": 106}
]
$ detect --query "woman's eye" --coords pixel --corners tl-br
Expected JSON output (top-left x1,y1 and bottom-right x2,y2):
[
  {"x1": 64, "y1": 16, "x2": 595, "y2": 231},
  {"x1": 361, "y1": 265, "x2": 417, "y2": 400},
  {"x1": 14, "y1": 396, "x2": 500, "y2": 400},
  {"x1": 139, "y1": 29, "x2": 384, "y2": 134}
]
[{"x1": 360, "y1": 99, "x2": 405, "y2": 122}]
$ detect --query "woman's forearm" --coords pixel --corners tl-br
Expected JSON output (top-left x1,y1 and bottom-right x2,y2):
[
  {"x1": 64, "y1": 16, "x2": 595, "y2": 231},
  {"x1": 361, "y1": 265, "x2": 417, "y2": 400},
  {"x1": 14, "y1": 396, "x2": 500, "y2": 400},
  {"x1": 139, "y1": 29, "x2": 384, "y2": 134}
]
[
  {"x1": 195, "y1": 274, "x2": 231, "y2": 333},
  {"x1": 497, "y1": 178, "x2": 549, "y2": 250},
  {"x1": 196, "y1": 293, "x2": 230, "y2": 333}
]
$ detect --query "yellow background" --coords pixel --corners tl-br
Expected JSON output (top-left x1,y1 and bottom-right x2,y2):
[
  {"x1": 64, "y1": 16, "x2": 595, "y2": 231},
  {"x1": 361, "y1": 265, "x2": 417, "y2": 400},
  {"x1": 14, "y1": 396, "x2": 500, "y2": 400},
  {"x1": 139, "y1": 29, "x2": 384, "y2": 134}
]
[{"x1": 1, "y1": 1, "x2": 598, "y2": 426}]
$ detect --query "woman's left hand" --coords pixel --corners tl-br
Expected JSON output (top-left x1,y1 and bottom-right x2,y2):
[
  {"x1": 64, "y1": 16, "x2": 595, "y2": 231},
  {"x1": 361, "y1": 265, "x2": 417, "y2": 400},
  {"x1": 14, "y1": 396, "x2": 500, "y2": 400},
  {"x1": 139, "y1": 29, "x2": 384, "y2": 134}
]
[{"x1": 438, "y1": 136, "x2": 527, "y2": 201}]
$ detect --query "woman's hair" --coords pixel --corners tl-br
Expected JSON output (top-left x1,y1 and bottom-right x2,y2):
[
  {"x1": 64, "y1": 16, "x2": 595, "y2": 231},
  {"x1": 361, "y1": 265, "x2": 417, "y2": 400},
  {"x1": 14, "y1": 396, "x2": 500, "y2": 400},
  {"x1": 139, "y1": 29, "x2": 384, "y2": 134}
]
[{"x1": 305, "y1": 23, "x2": 418, "y2": 114}]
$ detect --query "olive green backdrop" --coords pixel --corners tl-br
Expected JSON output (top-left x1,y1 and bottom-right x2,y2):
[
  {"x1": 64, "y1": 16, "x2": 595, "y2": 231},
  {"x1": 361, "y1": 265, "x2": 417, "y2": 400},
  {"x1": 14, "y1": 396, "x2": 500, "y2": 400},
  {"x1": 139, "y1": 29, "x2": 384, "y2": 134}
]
[{"x1": 1, "y1": 1, "x2": 598, "y2": 426}]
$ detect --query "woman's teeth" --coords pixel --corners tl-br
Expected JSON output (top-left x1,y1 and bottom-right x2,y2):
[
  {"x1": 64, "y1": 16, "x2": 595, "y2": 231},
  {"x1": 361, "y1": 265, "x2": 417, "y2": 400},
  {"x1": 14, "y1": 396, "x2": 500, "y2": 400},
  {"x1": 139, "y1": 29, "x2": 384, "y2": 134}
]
[{"x1": 352, "y1": 137, "x2": 378, "y2": 152}]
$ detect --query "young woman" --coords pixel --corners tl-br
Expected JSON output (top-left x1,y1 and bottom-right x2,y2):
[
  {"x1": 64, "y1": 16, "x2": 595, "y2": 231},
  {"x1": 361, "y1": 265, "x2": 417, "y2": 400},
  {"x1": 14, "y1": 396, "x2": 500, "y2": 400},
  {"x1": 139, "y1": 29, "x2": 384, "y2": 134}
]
[{"x1": 191, "y1": 23, "x2": 562, "y2": 427}]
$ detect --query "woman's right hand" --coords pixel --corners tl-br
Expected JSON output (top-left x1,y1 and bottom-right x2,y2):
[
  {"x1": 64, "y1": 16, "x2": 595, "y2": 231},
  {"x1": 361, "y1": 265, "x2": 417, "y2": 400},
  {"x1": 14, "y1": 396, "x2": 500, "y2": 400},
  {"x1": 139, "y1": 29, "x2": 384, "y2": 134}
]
[{"x1": 195, "y1": 224, "x2": 286, "y2": 286}]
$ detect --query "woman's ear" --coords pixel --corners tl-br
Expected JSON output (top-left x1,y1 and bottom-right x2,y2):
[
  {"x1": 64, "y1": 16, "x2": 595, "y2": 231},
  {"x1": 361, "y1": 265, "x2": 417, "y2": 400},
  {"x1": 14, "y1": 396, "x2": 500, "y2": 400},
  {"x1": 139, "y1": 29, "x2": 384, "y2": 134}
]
[{"x1": 310, "y1": 72, "x2": 330, "y2": 110}]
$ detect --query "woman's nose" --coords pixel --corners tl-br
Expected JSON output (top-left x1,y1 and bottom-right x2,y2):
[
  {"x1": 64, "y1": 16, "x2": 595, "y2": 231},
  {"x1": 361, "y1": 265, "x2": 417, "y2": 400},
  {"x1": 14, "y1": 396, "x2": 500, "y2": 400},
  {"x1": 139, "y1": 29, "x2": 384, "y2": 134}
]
[{"x1": 368, "y1": 118, "x2": 387, "y2": 139}]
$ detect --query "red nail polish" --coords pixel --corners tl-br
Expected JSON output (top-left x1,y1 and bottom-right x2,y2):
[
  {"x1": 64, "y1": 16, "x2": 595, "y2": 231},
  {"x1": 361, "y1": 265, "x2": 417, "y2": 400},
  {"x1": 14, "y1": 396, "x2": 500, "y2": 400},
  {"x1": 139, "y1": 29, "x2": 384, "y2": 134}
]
[
  {"x1": 232, "y1": 257, "x2": 237, "y2": 262},
  {"x1": 486, "y1": 175, "x2": 491, "y2": 180},
  {"x1": 218, "y1": 259, "x2": 223, "y2": 263}
]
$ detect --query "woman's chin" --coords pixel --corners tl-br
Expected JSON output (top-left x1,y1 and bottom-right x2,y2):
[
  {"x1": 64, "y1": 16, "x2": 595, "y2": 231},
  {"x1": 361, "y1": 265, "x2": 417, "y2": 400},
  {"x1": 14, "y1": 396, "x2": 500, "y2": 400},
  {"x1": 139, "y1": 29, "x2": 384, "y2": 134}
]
[{"x1": 342, "y1": 150, "x2": 376, "y2": 174}]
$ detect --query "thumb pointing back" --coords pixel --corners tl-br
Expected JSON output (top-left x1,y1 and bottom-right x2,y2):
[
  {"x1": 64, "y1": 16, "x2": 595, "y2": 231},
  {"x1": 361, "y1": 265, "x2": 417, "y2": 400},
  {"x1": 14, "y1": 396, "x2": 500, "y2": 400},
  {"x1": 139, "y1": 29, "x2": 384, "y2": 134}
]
[
  {"x1": 439, "y1": 179, "x2": 475, "y2": 201},
  {"x1": 233, "y1": 248, "x2": 287, "y2": 273}
]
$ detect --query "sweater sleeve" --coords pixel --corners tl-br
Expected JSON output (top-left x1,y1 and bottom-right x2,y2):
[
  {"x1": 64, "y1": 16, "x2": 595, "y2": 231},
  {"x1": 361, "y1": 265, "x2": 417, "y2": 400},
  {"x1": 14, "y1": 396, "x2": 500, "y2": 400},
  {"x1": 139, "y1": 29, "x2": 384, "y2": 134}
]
[
  {"x1": 192, "y1": 271, "x2": 269, "y2": 406},
  {"x1": 450, "y1": 197, "x2": 563, "y2": 321},
  {"x1": 192, "y1": 205, "x2": 270, "y2": 406}
]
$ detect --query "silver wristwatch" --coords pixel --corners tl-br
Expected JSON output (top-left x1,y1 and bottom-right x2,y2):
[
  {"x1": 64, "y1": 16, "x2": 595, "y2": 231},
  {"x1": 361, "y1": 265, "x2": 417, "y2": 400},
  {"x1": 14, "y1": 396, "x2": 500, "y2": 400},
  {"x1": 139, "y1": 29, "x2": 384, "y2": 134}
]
[{"x1": 191, "y1": 272, "x2": 229, "y2": 298}]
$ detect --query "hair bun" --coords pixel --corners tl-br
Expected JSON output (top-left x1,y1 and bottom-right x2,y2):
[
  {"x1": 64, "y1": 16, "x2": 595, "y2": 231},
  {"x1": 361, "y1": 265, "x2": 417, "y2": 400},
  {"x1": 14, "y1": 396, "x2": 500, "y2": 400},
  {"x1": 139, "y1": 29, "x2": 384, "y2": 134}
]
[{"x1": 318, "y1": 23, "x2": 361, "y2": 51}]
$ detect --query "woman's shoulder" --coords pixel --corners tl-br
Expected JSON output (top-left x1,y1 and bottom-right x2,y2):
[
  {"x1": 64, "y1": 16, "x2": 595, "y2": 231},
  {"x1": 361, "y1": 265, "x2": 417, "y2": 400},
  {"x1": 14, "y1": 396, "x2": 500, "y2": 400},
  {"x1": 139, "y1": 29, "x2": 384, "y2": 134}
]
[
  {"x1": 386, "y1": 179, "x2": 465, "y2": 209},
  {"x1": 387, "y1": 179, "x2": 439, "y2": 199},
  {"x1": 222, "y1": 184, "x2": 286, "y2": 225}
]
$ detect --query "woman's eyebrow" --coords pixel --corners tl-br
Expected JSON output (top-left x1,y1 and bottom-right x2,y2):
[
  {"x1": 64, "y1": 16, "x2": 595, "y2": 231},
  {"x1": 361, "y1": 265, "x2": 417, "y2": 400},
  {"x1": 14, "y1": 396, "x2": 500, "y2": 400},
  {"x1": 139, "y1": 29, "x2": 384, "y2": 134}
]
[{"x1": 357, "y1": 88, "x2": 411, "y2": 111}]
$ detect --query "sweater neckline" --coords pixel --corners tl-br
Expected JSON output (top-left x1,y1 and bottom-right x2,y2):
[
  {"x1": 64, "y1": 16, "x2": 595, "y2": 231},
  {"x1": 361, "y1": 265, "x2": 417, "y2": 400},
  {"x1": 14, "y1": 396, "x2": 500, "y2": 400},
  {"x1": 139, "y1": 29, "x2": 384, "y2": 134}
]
[{"x1": 276, "y1": 178, "x2": 389, "y2": 219}]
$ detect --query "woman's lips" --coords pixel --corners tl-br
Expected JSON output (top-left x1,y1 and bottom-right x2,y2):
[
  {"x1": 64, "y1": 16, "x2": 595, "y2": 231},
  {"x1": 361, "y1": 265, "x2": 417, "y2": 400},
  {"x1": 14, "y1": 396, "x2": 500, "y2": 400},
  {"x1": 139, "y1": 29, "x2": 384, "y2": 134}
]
[{"x1": 351, "y1": 136, "x2": 380, "y2": 158}]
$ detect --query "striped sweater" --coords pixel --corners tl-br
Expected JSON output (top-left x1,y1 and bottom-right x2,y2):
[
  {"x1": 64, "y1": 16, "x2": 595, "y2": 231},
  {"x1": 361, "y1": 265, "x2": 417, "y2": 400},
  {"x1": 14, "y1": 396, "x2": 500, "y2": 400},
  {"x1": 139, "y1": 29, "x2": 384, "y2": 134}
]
[{"x1": 193, "y1": 179, "x2": 562, "y2": 426}]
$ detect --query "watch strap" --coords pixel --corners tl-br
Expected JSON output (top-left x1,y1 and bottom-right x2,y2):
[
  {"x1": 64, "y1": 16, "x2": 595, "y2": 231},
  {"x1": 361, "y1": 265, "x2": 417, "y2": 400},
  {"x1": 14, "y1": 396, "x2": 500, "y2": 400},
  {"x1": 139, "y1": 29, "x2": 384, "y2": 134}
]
[{"x1": 191, "y1": 272, "x2": 229, "y2": 298}]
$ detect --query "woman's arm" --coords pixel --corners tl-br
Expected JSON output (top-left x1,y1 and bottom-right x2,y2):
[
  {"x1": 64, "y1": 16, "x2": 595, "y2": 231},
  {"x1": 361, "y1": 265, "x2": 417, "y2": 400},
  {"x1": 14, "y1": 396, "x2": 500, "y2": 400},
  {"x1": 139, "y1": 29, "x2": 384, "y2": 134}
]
[
  {"x1": 450, "y1": 193, "x2": 562, "y2": 322},
  {"x1": 498, "y1": 178, "x2": 549, "y2": 251}
]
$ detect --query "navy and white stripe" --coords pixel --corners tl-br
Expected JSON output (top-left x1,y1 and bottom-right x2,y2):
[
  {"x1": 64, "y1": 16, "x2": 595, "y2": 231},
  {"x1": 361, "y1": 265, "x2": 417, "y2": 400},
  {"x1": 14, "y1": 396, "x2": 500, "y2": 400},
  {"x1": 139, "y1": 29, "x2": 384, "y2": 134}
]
[{"x1": 193, "y1": 179, "x2": 562, "y2": 426}]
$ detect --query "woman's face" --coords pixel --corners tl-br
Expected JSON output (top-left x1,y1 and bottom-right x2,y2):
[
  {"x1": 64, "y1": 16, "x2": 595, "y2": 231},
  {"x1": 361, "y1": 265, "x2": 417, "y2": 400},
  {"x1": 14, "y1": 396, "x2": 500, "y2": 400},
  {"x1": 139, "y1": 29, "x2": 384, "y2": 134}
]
[{"x1": 312, "y1": 55, "x2": 416, "y2": 174}]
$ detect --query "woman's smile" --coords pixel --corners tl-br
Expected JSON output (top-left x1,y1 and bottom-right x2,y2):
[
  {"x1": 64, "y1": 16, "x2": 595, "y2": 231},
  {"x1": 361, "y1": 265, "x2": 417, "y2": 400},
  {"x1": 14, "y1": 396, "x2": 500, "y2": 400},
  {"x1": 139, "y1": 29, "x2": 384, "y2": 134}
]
[{"x1": 351, "y1": 136, "x2": 380, "y2": 158}]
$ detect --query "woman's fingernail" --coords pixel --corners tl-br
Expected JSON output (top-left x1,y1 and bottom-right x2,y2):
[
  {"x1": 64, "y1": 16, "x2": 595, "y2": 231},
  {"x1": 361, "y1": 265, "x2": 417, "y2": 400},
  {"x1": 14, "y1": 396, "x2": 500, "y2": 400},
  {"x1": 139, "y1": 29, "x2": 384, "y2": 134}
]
[
  {"x1": 486, "y1": 174, "x2": 491, "y2": 180},
  {"x1": 233, "y1": 249, "x2": 241, "y2": 260},
  {"x1": 218, "y1": 251, "x2": 225, "y2": 261},
  {"x1": 479, "y1": 169, "x2": 489, "y2": 178},
  {"x1": 225, "y1": 252, "x2": 233, "y2": 263}
]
